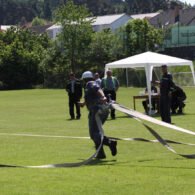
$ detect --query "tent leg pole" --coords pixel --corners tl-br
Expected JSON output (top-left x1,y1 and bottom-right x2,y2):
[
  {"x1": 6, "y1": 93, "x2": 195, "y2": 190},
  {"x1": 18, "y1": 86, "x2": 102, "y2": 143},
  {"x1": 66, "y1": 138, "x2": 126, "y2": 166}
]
[{"x1": 126, "y1": 68, "x2": 128, "y2": 87}]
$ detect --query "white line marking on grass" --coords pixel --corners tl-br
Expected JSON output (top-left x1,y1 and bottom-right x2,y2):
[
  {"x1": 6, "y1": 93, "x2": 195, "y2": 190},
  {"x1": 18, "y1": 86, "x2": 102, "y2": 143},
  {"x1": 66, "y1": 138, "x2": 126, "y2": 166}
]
[
  {"x1": 0, "y1": 133, "x2": 195, "y2": 146},
  {"x1": 0, "y1": 133, "x2": 90, "y2": 139}
]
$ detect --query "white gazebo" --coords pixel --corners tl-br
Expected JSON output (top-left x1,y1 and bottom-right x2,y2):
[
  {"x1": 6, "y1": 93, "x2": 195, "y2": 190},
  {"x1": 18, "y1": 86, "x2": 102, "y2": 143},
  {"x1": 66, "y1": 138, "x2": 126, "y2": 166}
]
[{"x1": 105, "y1": 51, "x2": 195, "y2": 114}]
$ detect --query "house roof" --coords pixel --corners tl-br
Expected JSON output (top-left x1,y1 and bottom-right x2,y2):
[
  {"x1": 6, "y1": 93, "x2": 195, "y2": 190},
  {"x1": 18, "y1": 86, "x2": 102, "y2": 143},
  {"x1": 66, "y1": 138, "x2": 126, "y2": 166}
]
[
  {"x1": 149, "y1": 8, "x2": 195, "y2": 27},
  {"x1": 87, "y1": 13, "x2": 129, "y2": 26},
  {"x1": 21, "y1": 22, "x2": 32, "y2": 29},
  {"x1": 28, "y1": 24, "x2": 53, "y2": 35},
  {"x1": 131, "y1": 13, "x2": 159, "y2": 20},
  {"x1": 47, "y1": 24, "x2": 61, "y2": 30},
  {"x1": 47, "y1": 13, "x2": 131, "y2": 30}
]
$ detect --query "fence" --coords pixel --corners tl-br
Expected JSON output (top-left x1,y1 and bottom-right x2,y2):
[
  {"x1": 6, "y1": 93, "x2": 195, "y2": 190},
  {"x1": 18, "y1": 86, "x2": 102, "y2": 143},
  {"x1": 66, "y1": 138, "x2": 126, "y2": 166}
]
[
  {"x1": 162, "y1": 25, "x2": 195, "y2": 49},
  {"x1": 116, "y1": 68, "x2": 195, "y2": 88},
  {"x1": 172, "y1": 72, "x2": 195, "y2": 87}
]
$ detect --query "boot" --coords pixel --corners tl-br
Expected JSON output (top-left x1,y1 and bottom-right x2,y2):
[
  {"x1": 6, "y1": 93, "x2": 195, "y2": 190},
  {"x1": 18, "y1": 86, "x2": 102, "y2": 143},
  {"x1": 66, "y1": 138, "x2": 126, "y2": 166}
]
[
  {"x1": 103, "y1": 137, "x2": 117, "y2": 156},
  {"x1": 109, "y1": 140, "x2": 117, "y2": 156},
  {"x1": 177, "y1": 109, "x2": 183, "y2": 114},
  {"x1": 95, "y1": 144, "x2": 106, "y2": 159}
]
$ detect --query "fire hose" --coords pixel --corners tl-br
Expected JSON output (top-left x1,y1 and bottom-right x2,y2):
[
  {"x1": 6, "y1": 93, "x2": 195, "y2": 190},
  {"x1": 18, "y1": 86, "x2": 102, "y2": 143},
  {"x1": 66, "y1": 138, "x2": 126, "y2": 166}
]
[{"x1": 0, "y1": 101, "x2": 195, "y2": 168}]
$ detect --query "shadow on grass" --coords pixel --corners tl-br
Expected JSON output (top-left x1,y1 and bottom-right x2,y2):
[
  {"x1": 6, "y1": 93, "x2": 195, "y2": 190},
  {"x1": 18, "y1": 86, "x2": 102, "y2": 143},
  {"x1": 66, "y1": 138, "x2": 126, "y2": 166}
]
[
  {"x1": 85, "y1": 159, "x2": 117, "y2": 166},
  {"x1": 107, "y1": 116, "x2": 131, "y2": 121},
  {"x1": 138, "y1": 159, "x2": 155, "y2": 162},
  {"x1": 66, "y1": 118, "x2": 81, "y2": 121},
  {"x1": 138, "y1": 164, "x2": 195, "y2": 170},
  {"x1": 137, "y1": 158, "x2": 195, "y2": 169},
  {"x1": 172, "y1": 113, "x2": 195, "y2": 116}
]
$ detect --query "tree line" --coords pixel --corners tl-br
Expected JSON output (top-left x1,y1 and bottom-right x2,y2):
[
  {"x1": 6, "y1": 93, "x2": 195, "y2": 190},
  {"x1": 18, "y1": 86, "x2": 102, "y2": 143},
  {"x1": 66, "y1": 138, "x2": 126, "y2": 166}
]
[
  {"x1": 0, "y1": 0, "x2": 190, "y2": 25},
  {"x1": 0, "y1": 1, "x2": 164, "y2": 89}
]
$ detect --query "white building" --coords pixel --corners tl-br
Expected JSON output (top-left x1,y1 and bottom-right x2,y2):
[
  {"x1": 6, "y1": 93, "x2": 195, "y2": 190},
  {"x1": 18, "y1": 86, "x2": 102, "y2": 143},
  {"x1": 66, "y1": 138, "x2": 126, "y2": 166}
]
[
  {"x1": 89, "y1": 13, "x2": 132, "y2": 32},
  {"x1": 46, "y1": 25, "x2": 62, "y2": 39},
  {"x1": 0, "y1": 25, "x2": 15, "y2": 31},
  {"x1": 130, "y1": 12, "x2": 159, "y2": 20},
  {"x1": 46, "y1": 13, "x2": 132, "y2": 39}
]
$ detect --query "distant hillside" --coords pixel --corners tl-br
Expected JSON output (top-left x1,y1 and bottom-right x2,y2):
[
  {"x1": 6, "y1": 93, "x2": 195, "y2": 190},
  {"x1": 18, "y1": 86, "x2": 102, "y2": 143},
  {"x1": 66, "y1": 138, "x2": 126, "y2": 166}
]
[{"x1": 0, "y1": 0, "x2": 190, "y2": 25}]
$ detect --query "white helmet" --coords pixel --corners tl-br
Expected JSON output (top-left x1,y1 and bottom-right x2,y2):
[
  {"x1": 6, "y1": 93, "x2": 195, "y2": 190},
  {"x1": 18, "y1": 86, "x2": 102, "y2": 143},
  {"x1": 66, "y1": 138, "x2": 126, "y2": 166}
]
[{"x1": 82, "y1": 71, "x2": 93, "y2": 79}]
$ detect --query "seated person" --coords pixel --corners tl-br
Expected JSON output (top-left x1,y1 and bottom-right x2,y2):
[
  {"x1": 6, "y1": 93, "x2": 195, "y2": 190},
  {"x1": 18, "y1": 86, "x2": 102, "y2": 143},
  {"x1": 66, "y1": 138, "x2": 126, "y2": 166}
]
[
  {"x1": 142, "y1": 82, "x2": 158, "y2": 114},
  {"x1": 171, "y1": 85, "x2": 186, "y2": 114}
]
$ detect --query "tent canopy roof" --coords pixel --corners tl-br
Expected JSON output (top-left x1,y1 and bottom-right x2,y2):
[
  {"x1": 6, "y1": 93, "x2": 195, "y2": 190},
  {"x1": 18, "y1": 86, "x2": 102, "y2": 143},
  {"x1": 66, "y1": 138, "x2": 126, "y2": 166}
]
[{"x1": 106, "y1": 51, "x2": 193, "y2": 69}]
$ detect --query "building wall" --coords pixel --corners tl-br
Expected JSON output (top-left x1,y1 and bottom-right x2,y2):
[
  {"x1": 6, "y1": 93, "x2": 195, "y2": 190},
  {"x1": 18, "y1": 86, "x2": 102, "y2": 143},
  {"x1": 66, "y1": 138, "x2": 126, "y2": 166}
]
[
  {"x1": 110, "y1": 15, "x2": 132, "y2": 32},
  {"x1": 46, "y1": 15, "x2": 132, "y2": 38},
  {"x1": 92, "y1": 24, "x2": 110, "y2": 32},
  {"x1": 91, "y1": 14, "x2": 132, "y2": 32},
  {"x1": 188, "y1": 18, "x2": 195, "y2": 26},
  {"x1": 46, "y1": 26, "x2": 62, "y2": 39}
]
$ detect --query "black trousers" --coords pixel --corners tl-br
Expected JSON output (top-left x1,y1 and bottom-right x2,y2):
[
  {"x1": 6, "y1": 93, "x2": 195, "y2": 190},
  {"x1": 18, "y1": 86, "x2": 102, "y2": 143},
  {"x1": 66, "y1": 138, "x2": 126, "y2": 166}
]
[
  {"x1": 104, "y1": 90, "x2": 116, "y2": 118},
  {"x1": 160, "y1": 95, "x2": 171, "y2": 123},
  {"x1": 171, "y1": 96, "x2": 186, "y2": 113},
  {"x1": 69, "y1": 96, "x2": 80, "y2": 118},
  {"x1": 89, "y1": 105, "x2": 112, "y2": 157},
  {"x1": 142, "y1": 98, "x2": 157, "y2": 113}
]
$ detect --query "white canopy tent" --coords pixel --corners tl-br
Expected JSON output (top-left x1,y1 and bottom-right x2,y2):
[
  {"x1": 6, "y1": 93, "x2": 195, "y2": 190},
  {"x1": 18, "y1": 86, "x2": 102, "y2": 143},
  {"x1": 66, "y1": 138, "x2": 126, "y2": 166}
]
[{"x1": 105, "y1": 51, "x2": 195, "y2": 115}]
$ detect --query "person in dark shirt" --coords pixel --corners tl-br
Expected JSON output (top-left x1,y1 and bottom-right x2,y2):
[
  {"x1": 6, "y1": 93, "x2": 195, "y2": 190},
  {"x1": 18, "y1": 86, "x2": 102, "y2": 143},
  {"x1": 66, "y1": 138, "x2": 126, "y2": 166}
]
[
  {"x1": 157, "y1": 65, "x2": 175, "y2": 123},
  {"x1": 66, "y1": 72, "x2": 82, "y2": 119},
  {"x1": 78, "y1": 71, "x2": 117, "y2": 159},
  {"x1": 171, "y1": 86, "x2": 186, "y2": 114},
  {"x1": 142, "y1": 82, "x2": 158, "y2": 114}
]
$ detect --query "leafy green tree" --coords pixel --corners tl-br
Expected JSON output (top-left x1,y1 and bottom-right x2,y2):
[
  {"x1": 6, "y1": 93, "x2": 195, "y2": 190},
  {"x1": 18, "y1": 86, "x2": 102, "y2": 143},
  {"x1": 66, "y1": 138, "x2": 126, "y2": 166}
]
[
  {"x1": 0, "y1": 0, "x2": 36, "y2": 25},
  {"x1": 54, "y1": 0, "x2": 94, "y2": 73},
  {"x1": 115, "y1": 19, "x2": 163, "y2": 57},
  {"x1": 19, "y1": 16, "x2": 27, "y2": 26},
  {"x1": 43, "y1": 1, "x2": 52, "y2": 20},
  {"x1": 0, "y1": 27, "x2": 50, "y2": 89},
  {"x1": 89, "y1": 28, "x2": 118, "y2": 72},
  {"x1": 40, "y1": 41, "x2": 70, "y2": 88},
  {"x1": 0, "y1": 0, "x2": 189, "y2": 24},
  {"x1": 31, "y1": 16, "x2": 46, "y2": 26}
]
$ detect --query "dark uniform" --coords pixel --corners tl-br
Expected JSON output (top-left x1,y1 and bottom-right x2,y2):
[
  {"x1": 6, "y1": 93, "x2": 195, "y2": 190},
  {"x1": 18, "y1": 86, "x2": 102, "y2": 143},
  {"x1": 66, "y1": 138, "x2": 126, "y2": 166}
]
[
  {"x1": 171, "y1": 86, "x2": 186, "y2": 114},
  {"x1": 142, "y1": 85, "x2": 158, "y2": 113},
  {"x1": 160, "y1": 72, "x2": 175, "y2": 123},
  {"x1": 101, "y1": 76, "x2": 119, "y2": 119},
  {"x1": 66, "y1": 79, "x2": 82, "y2": 119},
  {"x1": 84, "y1": 81, "x2": 117, "y2": 159}
]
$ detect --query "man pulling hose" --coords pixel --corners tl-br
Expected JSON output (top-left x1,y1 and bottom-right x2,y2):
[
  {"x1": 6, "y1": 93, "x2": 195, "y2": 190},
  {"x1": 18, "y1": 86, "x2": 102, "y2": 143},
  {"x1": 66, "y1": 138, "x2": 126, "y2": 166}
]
[{"x1": 78, "y1": 71, "x2": 117, "y2": 159}]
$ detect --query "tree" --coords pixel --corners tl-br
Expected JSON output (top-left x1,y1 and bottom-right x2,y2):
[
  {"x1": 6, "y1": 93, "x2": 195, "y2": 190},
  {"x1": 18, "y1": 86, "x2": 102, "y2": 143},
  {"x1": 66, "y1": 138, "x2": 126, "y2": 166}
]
[
  {"x1": 0, "y1": 27, "x2": 50, "y2": 89},
  {"x1": 31, "y1": 16, "x2": 45, "y2": 26},
  {"x1": 115, "y1": 19, "x2": 163, "y2": 57},
  {"x1": 40, "y1": 41, "x2": 70, "y2": 88},
  {"x1": 54, "y1": 1, "x2": 95, "y2": 73},
  {"x1": 89, "y1": 28, "x2": 118, "y2": 72},
  {"x1": 43, "y1": 1, "x2": 52, "y2": 20}
]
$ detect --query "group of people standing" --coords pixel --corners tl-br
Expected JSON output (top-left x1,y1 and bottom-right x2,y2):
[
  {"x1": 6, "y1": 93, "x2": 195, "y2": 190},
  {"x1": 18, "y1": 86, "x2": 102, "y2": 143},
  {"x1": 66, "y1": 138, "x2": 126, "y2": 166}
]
[{"x1": 66, "y1": 70, "x2": 119, "y2": 120}]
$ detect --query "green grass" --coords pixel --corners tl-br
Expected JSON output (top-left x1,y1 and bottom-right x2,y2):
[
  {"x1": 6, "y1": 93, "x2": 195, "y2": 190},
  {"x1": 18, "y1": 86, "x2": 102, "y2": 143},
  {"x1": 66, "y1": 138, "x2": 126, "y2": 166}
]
[{"x1": 0, "y1": 87, "x2": 195, "y2": 195}]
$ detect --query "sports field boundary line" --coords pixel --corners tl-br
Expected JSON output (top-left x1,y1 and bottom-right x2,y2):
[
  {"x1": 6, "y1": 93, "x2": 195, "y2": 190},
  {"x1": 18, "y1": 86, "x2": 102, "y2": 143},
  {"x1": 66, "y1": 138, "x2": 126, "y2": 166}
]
[
  {"x1": 0, "y1": 132, "x2": 195, "y2": 146},
  {"x1": 0, "y1": 132, "x2": 90, "y2": 139}
]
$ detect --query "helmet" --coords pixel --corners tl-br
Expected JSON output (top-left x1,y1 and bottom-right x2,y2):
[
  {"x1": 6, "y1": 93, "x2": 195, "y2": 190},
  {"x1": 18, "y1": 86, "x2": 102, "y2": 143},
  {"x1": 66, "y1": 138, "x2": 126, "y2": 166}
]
[{"x1": 82, "y1": 71, "x2": 93, "y2": 79}]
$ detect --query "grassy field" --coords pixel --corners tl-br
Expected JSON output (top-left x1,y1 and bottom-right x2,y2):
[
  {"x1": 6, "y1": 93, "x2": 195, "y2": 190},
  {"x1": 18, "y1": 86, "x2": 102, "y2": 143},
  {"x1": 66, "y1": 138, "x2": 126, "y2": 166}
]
[{"x1": 0, "y1": 87, "x2": 195, "y2": 195}]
